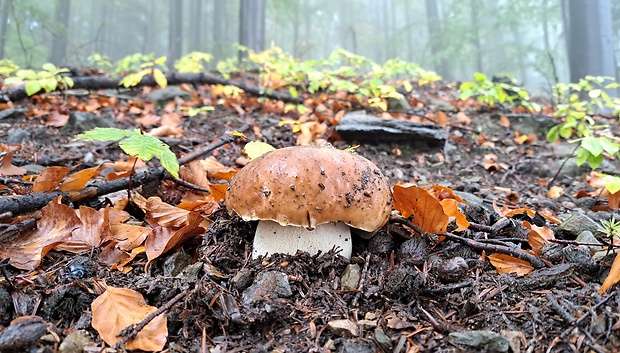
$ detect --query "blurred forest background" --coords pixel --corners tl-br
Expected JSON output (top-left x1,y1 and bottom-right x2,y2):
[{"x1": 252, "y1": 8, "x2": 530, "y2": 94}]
[{"x1": 1, "y1": 0, "x2": 619, "y2": 95}]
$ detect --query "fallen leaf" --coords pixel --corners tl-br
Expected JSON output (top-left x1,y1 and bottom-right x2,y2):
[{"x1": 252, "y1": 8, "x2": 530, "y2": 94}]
[
  {"x1": 546, "y1": 186, "x2": 564, "y2": 199},
  {"x1": 32, "y1": 166, "x2": 71, "y2": 192},
  {"x1": 609, "y1": 192, "x2": 620, "y2": 210},
  {"x1": 146, "y1": 197, "x2": 190, "y2": 228},
  {"x1": 55, "y1": 206, "x2": 105, "y2": 252},
  {"x1": 110, "y1": 223, "x2": 152, "y2": 251},
  {"x1": 456, "y1": 112, "x2": 471, "y2": 125},
  {"x1": 244, "y1": 141, "x2": 276, "y2": 160},
  {"x1": 0, "y1": 198, "x2": 81, "y2": 270},
  {"x1": 498, "y1": 114, "x2": 511, "y2": 128},
  {"x1": 59, "y1": 166, "x2": 101, "y2": 192},
  {"x1": 600, "y1": 252, "x2": 620, "y2": 294},
  {"x1": 392, "y1": 184, "x2": 449, "y2": 233},
  {"x1": 91, "y1": 285, "x2": 167, "y2": 351},
  {"x1": 45, "y1": 112, "x2": 69, "y2": 127},
  {"x1": 200, "y1": 156, "x2": 237, "y2": 181},
  {"x1": 145, "y1": 212, "x2": 205, "y2": 264},
  {"x1": 0, "y1": 152, "x2": 26, "y2": 176},
  {"x1": 440, "y1": 199, "x2": 470, "y2": 231},
  {"x1": 524, "y1": 221, "x2": 555, "y2": 255},
  {"x1": 488, "y1": 253, "x2": 534, "y2": 276}
]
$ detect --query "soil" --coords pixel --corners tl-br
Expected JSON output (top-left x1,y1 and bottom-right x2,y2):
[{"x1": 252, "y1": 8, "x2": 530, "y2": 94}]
[{"x1": 0, "y1": 79, "x2": 619, "y2": 353}]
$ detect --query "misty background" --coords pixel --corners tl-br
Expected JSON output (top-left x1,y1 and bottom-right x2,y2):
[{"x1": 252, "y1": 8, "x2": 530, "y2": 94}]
[{"x1": 1, "y1": 0, "x2": 618, "y2": 96}]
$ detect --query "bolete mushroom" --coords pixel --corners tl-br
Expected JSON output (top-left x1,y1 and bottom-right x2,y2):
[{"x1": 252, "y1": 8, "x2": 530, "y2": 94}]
[{"x1": 226, "y1": 145, "x2": 393, "y2": 259}]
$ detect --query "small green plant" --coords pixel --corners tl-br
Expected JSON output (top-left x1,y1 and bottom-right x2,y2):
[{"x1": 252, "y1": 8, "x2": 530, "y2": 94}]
[
  {"x1": 4, "y1": 63, "x2": 74, "y2": 96},
  {"x1": 0, "y1": 59, "x2": 20, "y2": 77},
  {"x1": 180, "y1": 105, "x2": 215, "y2": 117},
  {"x1": 174, "y1": 52, "x2": 213, "y2": 73},
  {"x1": 118, "y1": 55, "x2": 168, "y2": 88},
  {"x1": 546, "y1": 76, "x2": 620, "y2": 194},
  {"x1": 77, "y1": 128, "x2": 179, "y2": 178},
  {"x1": 87, "y1": 53, "x2": 114, "y2": 71},
  {"x1": 597, "y1": 218, "x2": 620, "y2": 239},
  {"x1": 459, "y1": 72, "x2": 535, "y2": 110}
]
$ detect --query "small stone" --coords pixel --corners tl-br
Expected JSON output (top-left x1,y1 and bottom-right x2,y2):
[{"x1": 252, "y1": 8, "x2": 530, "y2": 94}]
[
  {"x1": 374, "y1": 328, "x2": 393, "y2": 352},
  {"x1": 559, "y1": 214, "x2": 600, "y2": 237},
  {"x1": 435, "y1": 257, "x2": 469, "y2": 283},
  {"x1": 242, "y1": 271, "x2": 292, "y2": 305},
  {"x1": 59, "y1": 330, "x2": 94, "y2": 353},
  {"x1": 0, "y1": 319, "x2": 47, "y2": 351},
  {"x1": 146, "y1": 86, "x2": 192, "y2": 103},
  {"x1": 163, "y1": 252, "x2": 193, "y2": 277},
  {"x1": 7, "y1": 129, "x2": 29, "y2": 144},
  {"x1": 449, "y1": 330, "x2": 509, "y2": 352},
  {"x1": 357, "y1": 320, "x2": 377, "y2": 329},
  {"x1": 341, "y1": 264, "x2": 361, "y2": 290},
  {"x1": 327, "y1": 319, "x2": 359, "y2": 337},
  {"x1": 231, "y1": 268, "x2": 254, "y2": 292},
  {"x1": 575, "y1": 231, "x2": 602, "y2": 254},
  {"x1": 176, "y1": 262, "x2": 203, "y2": 282},
  {"x1": 67, "y1": 111, "x2": 114, "y2": 131}
]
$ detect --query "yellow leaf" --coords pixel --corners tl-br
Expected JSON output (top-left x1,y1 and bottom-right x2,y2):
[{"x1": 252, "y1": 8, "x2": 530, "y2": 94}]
[
  {"x1": 153, "y1": 69, "x2": 167, "y2": 88},
  {"x1": 488, "y1": 253, "x2": 534, "y2": 276},
  {"x1": 600, "y1": 252, "x2": 620, "y2": 294},
  {"x1": 244, "y1": 141, "x2": 276, "y2": 160},
  {"x1": 91, "y1": 286, "x2": 167, "y2": 351}
]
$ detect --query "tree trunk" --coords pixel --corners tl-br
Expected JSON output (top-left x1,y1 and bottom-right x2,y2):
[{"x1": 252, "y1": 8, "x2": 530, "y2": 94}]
[
  {"x1": 0, "y1": 0, "x2": 10, "y2": 59},
  {"x1": 49, "y1": 0, "x2": 71, "y2": 65},
  {"x1": 566, "y1": 0, "x2": 617, "y2": 94},
  {"x1": 238, "y1": 0, "x2": 266, "y2": 60},
  {"x1": 189, "y1": 0, "x2": 202, "y2": 52},
  {"x1": 469, "y1": 0, "x2": 483, "y2": 72},
  {"x1": 424, "y1": 0, "x2": 450, "y2": 79},
  {"x1": 168, "y1": 0, "x2": 184, "y2": 64},
  {"x1": 213, "y1": 0, "x2": 227, "y2": 62}
]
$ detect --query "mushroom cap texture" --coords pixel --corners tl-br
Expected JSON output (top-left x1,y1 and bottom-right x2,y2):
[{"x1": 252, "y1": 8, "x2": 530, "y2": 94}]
[{"x1": 226, "y1": 146, "x2": 393, "y2": 233}]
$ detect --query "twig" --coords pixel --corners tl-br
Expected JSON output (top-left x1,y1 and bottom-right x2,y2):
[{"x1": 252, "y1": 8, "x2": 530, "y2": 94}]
[
  {"x1": 559, "y1": 291, "x2": 616, "y2": 339},
  {"x1": 352, "y1": 253, "x2": 371, "y2": 307},
  {"x1": 114, "y1": 289, "x2": 189, "y2": 349},
  {"x1": 547, "y1": 144, "x2": 580, "y2": 187},
  {"x1": 178, "y1": 126, "x2": 248, "y2": 166}
]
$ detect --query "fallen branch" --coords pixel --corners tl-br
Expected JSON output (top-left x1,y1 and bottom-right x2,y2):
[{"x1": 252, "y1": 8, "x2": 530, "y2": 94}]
[{"x1": 1, "y1": 73, "x2": 304, "y2": 104}]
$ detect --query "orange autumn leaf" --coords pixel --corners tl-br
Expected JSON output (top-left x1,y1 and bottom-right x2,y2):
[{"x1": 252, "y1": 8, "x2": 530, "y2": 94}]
[
  {"x1": 55, "y1": 206, "x2": 105, "y2": 252},
  {"x1": 110, "y1": 223, "x2": 152, "y2": 251},
  {"x1": 0, "y1": 199, "x2": 81, "y2": 270},
  {"x1": 59, "y1": 166, "x2": 101, "y2": 192},
  {"x1": 440, "y1": 199, "x2": 470, "y2": 231},
  {"x1": 200, "y1": 156, "x2": 237, "y2": 181},
  {"x1": 145, "y1": 212, "x2": 205, "y2": 264},
  {"x1": 599, "y1": 252, "x2": 620, "y2": 294},
  {"x1": 487, "y1": 253, "x2": 534, "y2": 276},
  {"x1": 113, "y1": 156, "x2": 147, "y2": 172},
  {"x1": 608, "y1": 191, "x2": 619, "y2": 210},
  {"x1": 45, "y1": 112, "x2": 69, "y2": 127},
  {"x1": 498, "y1": 114, "x2": 511, "y2": 128},
  {"x1": 91, "y1": 286, "x2": 167, "y2": 351},
  {"x1": 546, "y1": 186, "x2": 564, "y2": 199},
  {"x1": 392, "y1": 184, "x2": 449, "y2": 233},
  {"x1": 428, "y1": 185, "x2": 464, "y2": 203},
  {"x1": 456, "y1": 111, "x2": 471, "y2": 125},
  {"x1": 32, "y1": 166, "x2": 71, "y2": 192},
  {"x1": 210, "y1": 183, "x2": 228, "y2": 202},
  {"x1": 524, "y1": 220, "x2": 555, "y2": 255},
  {"x1": 146, "y1": 197, "x2": 190, "y2": 228},
  {"x1": 0, "y1": 152, "x2": 26, "y2": 176}
]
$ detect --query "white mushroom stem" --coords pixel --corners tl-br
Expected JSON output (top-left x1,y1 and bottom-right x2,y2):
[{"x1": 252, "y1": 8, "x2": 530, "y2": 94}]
[{"x1": 252, "y1": 221, "x2": 352, "y2": 259}]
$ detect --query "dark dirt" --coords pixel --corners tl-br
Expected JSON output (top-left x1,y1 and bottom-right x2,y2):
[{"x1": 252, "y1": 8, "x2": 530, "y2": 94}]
[{"x1": 0, "y1": 80, "x2": 619, "y2": 353}]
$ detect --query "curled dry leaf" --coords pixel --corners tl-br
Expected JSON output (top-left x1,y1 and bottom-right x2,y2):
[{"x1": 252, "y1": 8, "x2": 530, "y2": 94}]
[
  {"x1": 145, "y1": 212, "x2": 205, "y2": 266},
  {"x1": 524, "y1": 220, "x2": 555, "y2": 255},
  {"x1": 488, "y1": 253, "x2": 534, "y2": 276},
  {"x1": 32, "y1": 166, "x2": 71, "y2": 192},
  {"x1": 55, "y1": 206, "x2": 105, "y2": 252},
  {"x1": 59, "y1": 166, "x2": 102, "y2": 192},
  {"x1": 440, "y1": 199, "x2": 470, "y2": 232},
  {"x1": 91, "y1": 285, "x2": 167, "y2": 351},
  {"x1": 0, "y1": 198, "x2": 81, "y2": 270},
  {"x1": 599, "y1": 253, "x2": 620, "y2": 294},
  {"x1": 0, "y1": 152, "x2": 26, "y2": 176},
  {"x1": 392, "y1": 184, "x2": 449, "y2": 233}
]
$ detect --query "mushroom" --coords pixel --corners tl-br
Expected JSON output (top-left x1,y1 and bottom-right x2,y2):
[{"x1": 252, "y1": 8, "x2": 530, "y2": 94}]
[{"x1": 226, "y1": 146, "x2": 393, "y2": 259}]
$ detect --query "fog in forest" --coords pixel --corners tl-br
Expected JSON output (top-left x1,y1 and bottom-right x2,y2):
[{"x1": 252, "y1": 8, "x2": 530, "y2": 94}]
[{"x1": 1, "y1": 0, "x2": 618, "y2": 96}]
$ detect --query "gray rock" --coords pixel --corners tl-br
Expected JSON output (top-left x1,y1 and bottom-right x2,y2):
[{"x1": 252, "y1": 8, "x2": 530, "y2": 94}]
[
  {"x1": 163, "y1": 252, "x2": 193, "y2": 277},
  {"x1": 21, "y1": 164, "x2": 45, "y2": 174},
  {"x1": 67, "y1": 111, "x2": 114, "y2": 131},
  {"x1": 242, "y1": 271, "x2": 292, "y2": 305},
  {"x1": 0, "y1": 319, "x2": 47, "y2": 351},
  {"x1": 341, "y1": 264, "x2": 361, "y2": 290},
  {"x1": 176, "y1": 262, "x2": 203, "y2": 282},
  {"x1": 428, "y1": 97, "x2": 457, "y2": 112},
  {"x1": 0, "y1": 108, "x2": 27, "y2": 120},
  {"x1": 7, "y1": 129, "x2": 29, "y2": 144},
  {"x1": 449, "y1": 330, "x2": 509, "y2": 352},
  {"x1": 387, "y1": 96, "x2": 412, "y2": 111},
  {"x1": 231, "y1": 268, "x2": 254, "y2": 292},
  {"x1": 146, "y1": 86, "x2": 191, "y2": 102},
  {"x1": 547, "y1": 157, "x2": 590, "y2": 178},
  {"x1": 492, "y1": 113, "x2": 557, "y2": 137},
  {"x1": 575, "y1": 231, "x2": 602, "y2": 254},
  {"x1": 327, "y1": 319, "x2": 358, "y2": 337},
  {"x1": 59, "y1": 330, "x2": 94, "y2": 353},
  {"x1": 373, "y1": 328, "x2": 393, "y2": 352},
  {"x1": 559, "y1": 214, "x2": 600, "y2": 237}
]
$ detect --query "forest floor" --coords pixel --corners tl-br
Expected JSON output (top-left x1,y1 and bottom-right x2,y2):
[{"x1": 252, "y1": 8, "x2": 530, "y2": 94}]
[{"x1": 0, "y1": 75, "x2": 619, "y2": 353}]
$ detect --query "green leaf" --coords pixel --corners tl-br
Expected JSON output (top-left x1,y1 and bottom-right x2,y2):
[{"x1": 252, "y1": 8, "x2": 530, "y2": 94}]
[
  {"x1": 575, "y1": 148, "x2": 589, "y2": 166},
  {"x1": 42, "y1": 63, "x2": 57, "y2": 72},
  {"x1": 157, "y1": 149, "x2": 179, "y2": 178},
  {"x1": 24, "y1": 81, "x2": 42, "y2": 96},
  {"x1": 600, "y1": 174, "x2": 620, "y2": 194},
  {"x1": 587, "y1": 153, "x2": 603, "y2": 170},
  {"x1": 546, "y1": 125, "x2": 560, "y2": 142},
  {"x1": 599, "y1": 136, "x2": 620, "y2": 156},
  {"x1": 244, "y1": 141, "x2": 276, "y2": 160},
  {"x1": 588, "y1": 89, "x2": 602, "y2": 99},
  {"x1": 153, "y1": 69, "x2": 167, "y2": 88},
  {"x1": 41, "y1": 77, "x2": 58, "y2": 92},
  {"x1": 474, "y1": 72, "x2": 487, "y2": 83},
  {"x1": 77, "y1": 127, "x2": 137, "y2": 141},
  {"x1": 581, "y1": 136, "x2": 604, "y2": 156},
  {"x1": 289, "y1": 86, "x2": 298, "y2": 98},
  {"x1": 119, "y1": 134, "x2": 169, "y2": 161}
]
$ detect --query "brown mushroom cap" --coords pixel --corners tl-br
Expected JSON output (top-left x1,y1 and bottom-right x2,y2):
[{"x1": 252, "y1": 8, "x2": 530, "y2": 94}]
[{"x1": 226, "y1": 146, "x2": 393, "y2": 233}]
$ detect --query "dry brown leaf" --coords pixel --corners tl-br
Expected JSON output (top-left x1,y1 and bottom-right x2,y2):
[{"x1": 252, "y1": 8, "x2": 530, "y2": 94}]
[
  {"x1": 546, "y1": 186, "x2": 564, "y2": 199},
  {"x1": 145, "y1": 212, "x2": 205, "y2": 264},
  {"x1": 210, "y1": 183, "x2": 228, "y2": 203},
  {"x1": 392, "y1": 184, "x2": 449, "y2": 233},
  {"x1": 110, "y1": 223, "x2": 152, "y2": 251},
  {"x1": 0, "y1": 152, "x2": 26, "y2": 176},
  {"x1": 0, "y1": 198, "x2": 81, "y2": 270},
  {"x1": 456, "y1": 112, "x2": 471, "y2": 125},
  {"x1": 487, "y1": 253, "x2": 534, "y2": 276},
  {"x1": 524, "y1": 220, "x2": 555, "y2": 255},
  {"x1": 146, "y1": 197, "x2": 190, "y2": 228},
  {"x1": 483, "y1": 153, "x2": 501, "y2": 172},
  {"x1": 59, "y1": 166, "x2": 101, "y2": 192},
  {"x1": 498, "y1": 114, "x2": 511, "y2": 128},
  {"x1": 45, "y1": 112, "x2": 69, "y2": 127},
  {"x1": 440, "y1": 199, "x2": 470, "y2": 231},
  {"x1": 135, "y1": 114, "x2": 161, "y2": 126},
  {"x1": 55, "y1": 206, "x2": 105, "y2": 252},
  {"x1": 200, "y1": 156, "x2": 237, "y2": 181},
  {"x1": 428, "y1": 185, "x2": 465, "y2": 203},
  {"x1": 32, "y1": 166, "x2": 71, "y2": 192},
  {"x1": 91, "y1": 285, "x2": 167, "y2": 351},
  {"x1": 608, "y1": 191, "x2": 619, "y2": 210},
  {"x1": 600, "y1": 252, "x2": 620, "y2": 294},
  {"x1": 113, "y1": 156, "x2": 147, "y2": 172}
]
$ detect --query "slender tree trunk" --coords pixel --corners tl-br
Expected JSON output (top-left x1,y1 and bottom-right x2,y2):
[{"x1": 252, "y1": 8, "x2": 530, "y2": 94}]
[
  {"x1": 238, "y1": 0, "x2": 266, "y2": 60},
  {"x1": 566, "y1": 0, "x2": 617, "y2": 94},
  {"x1": 213, "y1": 0, "x2": 227, "y2": 62},
  {"x1": 424, "y1": 0, "x2": 450, "y2": 78},
  {"x1": 293, "y1": 0, "x2": 300, "y2": 57},
  {"x1": 49, "y1": 0, "x2": 71, "y2": 65},
  {"x1": 189, "y1": 0, "x2": 202, "y2": 51},
  {"x1": 542, "y1": 0, "x2": 550, "y2": 53},
  {"x1": 168, "y1": 0, "x2": 184, "y2": 63},
  {"x1": 469, "y1": 0, "x2": 483, "y2": 72},
  {"x1": 0, "y1": 0, "x2": 10, "y2": 59}
]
